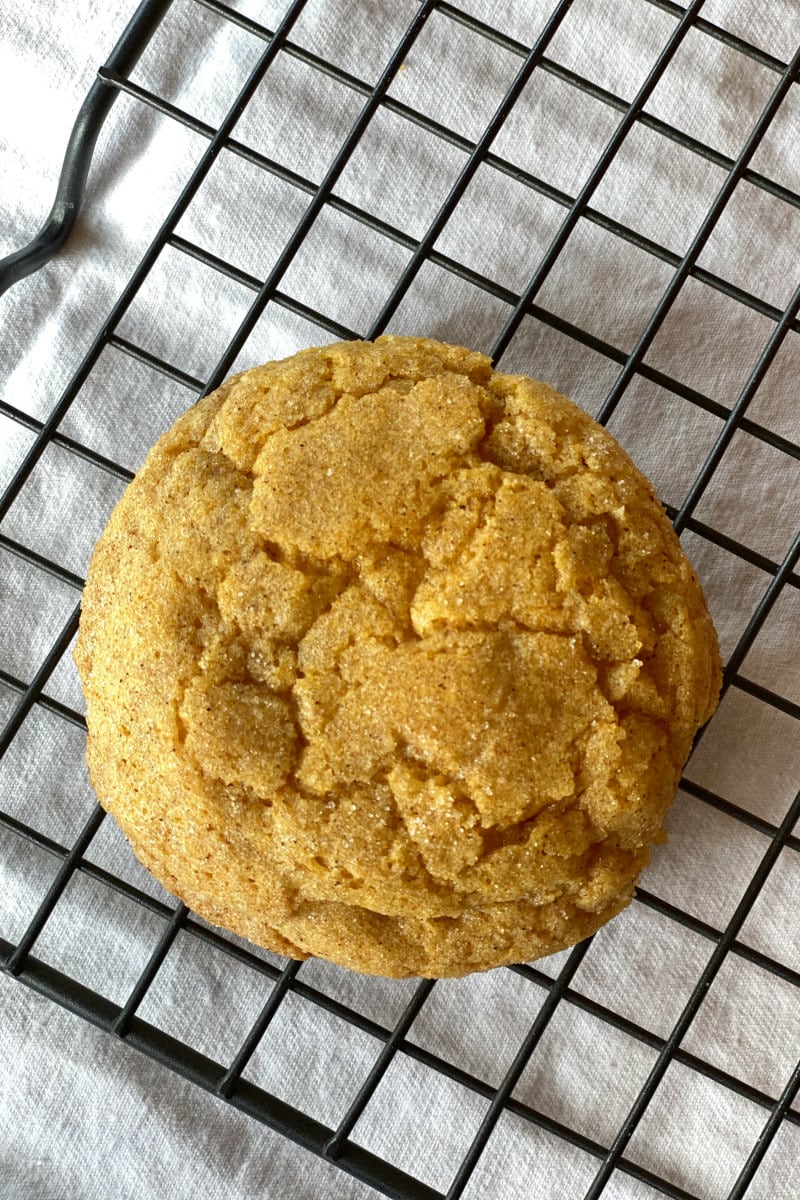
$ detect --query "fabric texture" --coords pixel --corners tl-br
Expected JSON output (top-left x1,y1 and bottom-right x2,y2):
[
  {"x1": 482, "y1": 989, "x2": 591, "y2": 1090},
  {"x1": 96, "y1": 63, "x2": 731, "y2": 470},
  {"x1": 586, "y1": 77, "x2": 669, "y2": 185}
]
[{"x1": 1, "y1": 1, "x2": 798, "y2": 1197}]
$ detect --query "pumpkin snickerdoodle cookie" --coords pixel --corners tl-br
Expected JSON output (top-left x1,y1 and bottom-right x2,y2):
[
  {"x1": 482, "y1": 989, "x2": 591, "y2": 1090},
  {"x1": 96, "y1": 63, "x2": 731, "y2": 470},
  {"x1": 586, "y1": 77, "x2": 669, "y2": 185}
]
[{"x1": 75, "y1": 336, "x2": 721, "y2": 977}]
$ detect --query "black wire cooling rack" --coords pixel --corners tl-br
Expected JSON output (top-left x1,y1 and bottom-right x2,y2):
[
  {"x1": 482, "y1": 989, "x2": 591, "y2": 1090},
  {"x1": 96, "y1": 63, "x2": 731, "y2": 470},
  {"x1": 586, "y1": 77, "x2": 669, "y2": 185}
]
[{"x1": 2, "y1": 1, "x2": 800, "y2": 1197}]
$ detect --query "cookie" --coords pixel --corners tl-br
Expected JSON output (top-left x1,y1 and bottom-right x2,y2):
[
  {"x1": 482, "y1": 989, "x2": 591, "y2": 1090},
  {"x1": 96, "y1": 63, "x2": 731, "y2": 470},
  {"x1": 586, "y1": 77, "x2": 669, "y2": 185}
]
[{"x1": 75, "y1": 336, "x2": 721, "y2": 978}]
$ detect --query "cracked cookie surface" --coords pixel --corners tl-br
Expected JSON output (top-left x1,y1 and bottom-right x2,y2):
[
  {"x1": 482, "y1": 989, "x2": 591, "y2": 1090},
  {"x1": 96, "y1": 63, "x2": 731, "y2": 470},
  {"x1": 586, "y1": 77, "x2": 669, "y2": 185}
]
[{"x1": 75, "y1": 336, "x2": 721, "y2": 977}]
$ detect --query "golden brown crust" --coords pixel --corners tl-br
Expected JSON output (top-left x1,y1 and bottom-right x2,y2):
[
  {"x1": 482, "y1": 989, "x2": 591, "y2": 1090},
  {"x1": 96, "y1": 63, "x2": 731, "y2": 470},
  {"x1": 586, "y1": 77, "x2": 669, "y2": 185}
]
[{"x1": 75, "y1": 336, "x2": 721, "y2": 977}]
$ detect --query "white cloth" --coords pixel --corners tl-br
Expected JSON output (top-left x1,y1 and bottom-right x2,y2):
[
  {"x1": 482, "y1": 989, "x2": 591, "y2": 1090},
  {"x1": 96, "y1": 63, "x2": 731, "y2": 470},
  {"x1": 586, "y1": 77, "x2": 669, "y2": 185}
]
[{"x1": 1, "y1": 0, "x2": 799, "y2": 1197}]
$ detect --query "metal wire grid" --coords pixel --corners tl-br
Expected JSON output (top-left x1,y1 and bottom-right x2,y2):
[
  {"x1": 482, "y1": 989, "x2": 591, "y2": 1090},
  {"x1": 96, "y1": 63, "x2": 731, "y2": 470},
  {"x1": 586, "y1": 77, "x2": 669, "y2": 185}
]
[{"x1": 1, "y1": 0, "x2": 799, "y2": 1196}]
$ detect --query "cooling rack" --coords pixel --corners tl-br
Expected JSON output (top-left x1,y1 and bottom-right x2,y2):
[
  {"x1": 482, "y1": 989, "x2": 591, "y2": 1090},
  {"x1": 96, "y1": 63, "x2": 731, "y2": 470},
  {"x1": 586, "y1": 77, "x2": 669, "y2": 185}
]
[{"x1": 1, "y1": 0, "x2": 799, "y2": 1197}]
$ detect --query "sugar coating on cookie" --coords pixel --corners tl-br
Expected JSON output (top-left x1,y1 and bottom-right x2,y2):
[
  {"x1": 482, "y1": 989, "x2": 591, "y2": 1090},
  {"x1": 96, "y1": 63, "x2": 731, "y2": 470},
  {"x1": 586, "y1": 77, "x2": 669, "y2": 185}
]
[{"x1": 75, "y1": 336, "x2": 721, "y2": 977}]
